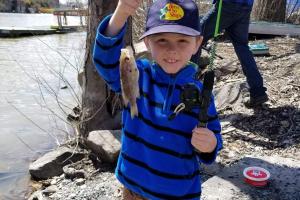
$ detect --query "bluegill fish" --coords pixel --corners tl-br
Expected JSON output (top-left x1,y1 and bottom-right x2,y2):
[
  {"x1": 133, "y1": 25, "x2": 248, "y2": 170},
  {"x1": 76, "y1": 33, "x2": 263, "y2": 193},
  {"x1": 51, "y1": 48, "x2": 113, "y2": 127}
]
[{"x1": 120, "y1": 47, "x2": 140, "y2": 118}]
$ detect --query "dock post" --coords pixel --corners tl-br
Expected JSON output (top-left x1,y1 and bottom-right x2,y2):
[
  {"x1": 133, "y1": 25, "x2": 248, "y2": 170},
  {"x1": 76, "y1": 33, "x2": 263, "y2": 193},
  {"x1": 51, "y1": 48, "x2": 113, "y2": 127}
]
[
  {"x1": 57, "y1": 15, "x2": 62, "y2": 29},
  {"x1": 63, "y1": 11, "x2": 68, "y2": 25},
  {"x1": 80, "y1": 16, "x2": 83, "y2": 26}
]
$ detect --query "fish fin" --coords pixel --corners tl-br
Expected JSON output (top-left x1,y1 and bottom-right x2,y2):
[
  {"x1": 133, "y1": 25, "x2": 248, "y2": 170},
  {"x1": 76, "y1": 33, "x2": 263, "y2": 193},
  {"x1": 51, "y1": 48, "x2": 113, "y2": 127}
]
[
  {"x1": 123, "y1": 97, "x2": 129, "y2": 107},
  {"x1": 130, "y1": 103, "x2": 138, "y2": 119},
  {"x1": 122, "y1": 93, "x2": 129, "y2": 106},
  {"x1": 136, "y1": 88, "x2": 140, "y2": 99}
]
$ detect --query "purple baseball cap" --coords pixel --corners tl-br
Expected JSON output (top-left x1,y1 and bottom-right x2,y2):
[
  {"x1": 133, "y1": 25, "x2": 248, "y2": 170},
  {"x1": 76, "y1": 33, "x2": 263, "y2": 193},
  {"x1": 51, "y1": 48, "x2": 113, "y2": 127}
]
[{"x1": 140, "y1": 0, "x2": 201, "y2": 39}]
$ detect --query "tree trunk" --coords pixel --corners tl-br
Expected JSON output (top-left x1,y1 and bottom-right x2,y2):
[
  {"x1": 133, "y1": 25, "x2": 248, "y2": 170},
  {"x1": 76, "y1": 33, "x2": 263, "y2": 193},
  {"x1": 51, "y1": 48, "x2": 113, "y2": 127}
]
[
  {"x1": 80, "y1": 0, "x2": 132, "y2": 137},
  {"x1": 252, "y1": 0, "x2": 286, "y2": 22}
]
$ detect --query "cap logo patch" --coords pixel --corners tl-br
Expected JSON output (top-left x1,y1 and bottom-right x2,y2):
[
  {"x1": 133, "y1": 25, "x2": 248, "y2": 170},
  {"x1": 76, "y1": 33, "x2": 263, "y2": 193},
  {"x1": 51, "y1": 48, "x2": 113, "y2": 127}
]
[{"x1": 160, "y1": 3, "x2": 184, "y2": 21}]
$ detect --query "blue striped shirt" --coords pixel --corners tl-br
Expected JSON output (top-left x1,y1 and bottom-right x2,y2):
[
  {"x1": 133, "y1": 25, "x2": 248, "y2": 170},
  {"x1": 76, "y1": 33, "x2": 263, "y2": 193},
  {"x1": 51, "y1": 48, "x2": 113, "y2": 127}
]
[{"x1": 93, "y1": 15, "x2": 223, "y2": 200}]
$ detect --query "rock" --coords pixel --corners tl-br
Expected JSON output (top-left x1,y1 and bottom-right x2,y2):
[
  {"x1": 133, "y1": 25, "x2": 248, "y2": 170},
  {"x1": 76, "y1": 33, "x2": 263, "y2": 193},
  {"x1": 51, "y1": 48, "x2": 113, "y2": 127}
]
[
  {"x1": 42, "y1": 185, "x2": 58, "y2": 196},
  {"x1": 222, "y1": 127, "x2": 236, "y2": 134},
  {"x1": 293, "y1": 62, "x2": 300, "y2": 77},
  {"x1": 28, "y1": 190, "x2": 44, "y2": 200},
  {"x1": 75, "y1": 178, "x2": 86, "y2": 186},
  {"x1": 86, "y1": 130, "x2": 121, "y2": 163},
  {"x1": 280, "y1": 120, "x2": 290, "y2": 128},
  {"x1": 217, "y1": 60, "x2": 239, "y2": 75},
  {"x1": 63, "y1": 165, "x2": 87, "y2": 179},
  {"x1": 50, "y1": 178, "x2": 58, "y2": 185},
  {"x1": 214, "y1": 82, "x2": 243, "y2": 109},
  {"x1": 200, "y1": 161, "x2": 223, "y2": 176},
  {"x1": 29, "y1": 146, "x2": 85, "y2": 180}
]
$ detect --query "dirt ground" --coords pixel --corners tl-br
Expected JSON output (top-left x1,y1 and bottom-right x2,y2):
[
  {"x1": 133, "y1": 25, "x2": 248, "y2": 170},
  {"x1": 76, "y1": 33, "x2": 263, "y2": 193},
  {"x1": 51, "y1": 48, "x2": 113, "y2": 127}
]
[{"x1": 212, "y1": 36, "x2": 299, "y2": 168}]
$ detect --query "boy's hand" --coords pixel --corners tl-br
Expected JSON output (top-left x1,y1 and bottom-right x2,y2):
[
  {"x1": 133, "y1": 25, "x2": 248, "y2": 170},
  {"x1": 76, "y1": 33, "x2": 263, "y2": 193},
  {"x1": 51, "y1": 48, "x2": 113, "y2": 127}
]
[
  {"x1": 191, "y1": 127, "x2": 217, "y2": 153},
  {"x1": 116, "y1": 0, "x2": 141, "y2": 18},
  {"x1": 106, "y1": 0, "x2": 141, "y2": 37}
]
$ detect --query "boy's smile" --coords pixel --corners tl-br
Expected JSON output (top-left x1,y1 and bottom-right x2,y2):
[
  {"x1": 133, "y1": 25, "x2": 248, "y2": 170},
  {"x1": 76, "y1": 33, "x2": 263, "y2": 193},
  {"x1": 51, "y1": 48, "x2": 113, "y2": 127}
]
[{"x1": 144, "y1": 33, "x2": 202, "y2": 74}]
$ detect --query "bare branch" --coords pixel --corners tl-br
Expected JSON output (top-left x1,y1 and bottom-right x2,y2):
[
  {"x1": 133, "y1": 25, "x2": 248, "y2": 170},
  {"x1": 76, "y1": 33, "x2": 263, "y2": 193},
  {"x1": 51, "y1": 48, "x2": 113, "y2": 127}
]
[{"x1": 6, "y1": 99, "x2": 61, "y2": 145}]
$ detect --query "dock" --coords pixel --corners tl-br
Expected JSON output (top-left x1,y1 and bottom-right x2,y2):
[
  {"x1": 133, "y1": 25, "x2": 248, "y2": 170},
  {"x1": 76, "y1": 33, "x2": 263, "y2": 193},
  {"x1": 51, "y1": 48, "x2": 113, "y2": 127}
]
[
  {"x1": 249, "y1": 21, "x2": 300, "y2": 36},
  {"x1": 0, "y1": 26, "x2": 56, "y2": 37},
  {"x1": 0, "y1": 25, "x2": 85, "y2": 37},
  {"x1": 0, "y1": 9, "x2": 88, "y2": 37},
  {"x1": 53, "y1": 9, "x2": 88, "y2": 29}
]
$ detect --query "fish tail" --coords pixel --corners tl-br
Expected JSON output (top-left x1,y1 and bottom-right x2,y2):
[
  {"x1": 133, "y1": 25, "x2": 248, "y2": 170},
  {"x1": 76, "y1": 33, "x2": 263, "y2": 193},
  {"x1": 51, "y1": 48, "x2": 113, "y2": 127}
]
[{"x1": 130, "y1": 103, "x2": 138, "y2": 119}]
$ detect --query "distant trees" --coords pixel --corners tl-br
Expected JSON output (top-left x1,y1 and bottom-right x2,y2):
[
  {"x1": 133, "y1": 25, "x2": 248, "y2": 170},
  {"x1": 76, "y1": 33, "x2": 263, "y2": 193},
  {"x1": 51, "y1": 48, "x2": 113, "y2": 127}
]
[
  {"x1": 63, "y1": 0, "x2": 86, "y2": 8},
  {"x1": 252, "y1": 0, "x2": 287, "y2": 22},
  {"x1": 24, "y1": 0, "x2": 60, "y2": 8},
  {"x1": 0, "y1": 0, "x2": 60, "y2": 13},
  {"x1": 0, "y1": 0, "x2": 13, "y2": 12}
]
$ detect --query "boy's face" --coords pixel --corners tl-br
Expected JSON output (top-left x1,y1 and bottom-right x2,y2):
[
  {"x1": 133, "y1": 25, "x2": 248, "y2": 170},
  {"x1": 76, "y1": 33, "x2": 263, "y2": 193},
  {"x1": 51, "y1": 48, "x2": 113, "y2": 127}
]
[{"x1": 144, "y1": 33, "x2": 202, "y2": 74}]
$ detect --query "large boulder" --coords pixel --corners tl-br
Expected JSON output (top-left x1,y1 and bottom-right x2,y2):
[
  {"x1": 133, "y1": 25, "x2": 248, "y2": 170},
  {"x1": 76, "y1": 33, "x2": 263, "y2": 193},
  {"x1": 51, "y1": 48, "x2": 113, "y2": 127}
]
[
  {"x1": 29, "y1": 146, "x2": 85, "y2": 180},
  {"x1": 86, "y1": 130, "x2": 121, "y2": 163}
]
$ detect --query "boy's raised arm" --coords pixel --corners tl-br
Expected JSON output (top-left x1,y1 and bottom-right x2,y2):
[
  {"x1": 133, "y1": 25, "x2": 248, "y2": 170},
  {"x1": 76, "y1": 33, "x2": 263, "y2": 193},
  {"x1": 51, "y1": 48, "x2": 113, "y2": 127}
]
[{"x1": 105, "y1": 0, "x2": 141, "y2": 37}]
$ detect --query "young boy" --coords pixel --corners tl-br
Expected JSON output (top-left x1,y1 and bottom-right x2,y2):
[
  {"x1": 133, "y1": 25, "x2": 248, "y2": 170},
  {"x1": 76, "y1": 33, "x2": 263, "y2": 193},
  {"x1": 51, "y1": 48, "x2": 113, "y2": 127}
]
[{"x1": 93, "y1": 0, "x2": 223, "y2": 199}]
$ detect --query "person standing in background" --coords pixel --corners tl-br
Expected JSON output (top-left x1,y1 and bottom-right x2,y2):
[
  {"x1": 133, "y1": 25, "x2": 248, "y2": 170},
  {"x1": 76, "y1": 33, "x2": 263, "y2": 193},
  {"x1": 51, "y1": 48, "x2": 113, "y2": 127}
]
[{"x1": 192, "y1": 0, "x2": 268, "y2": 108}]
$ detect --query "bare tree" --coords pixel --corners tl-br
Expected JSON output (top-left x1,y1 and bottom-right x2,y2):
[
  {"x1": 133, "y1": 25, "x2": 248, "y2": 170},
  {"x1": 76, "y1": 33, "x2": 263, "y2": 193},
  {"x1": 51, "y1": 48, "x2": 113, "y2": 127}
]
[
  {"x1": 80, "y1": 0, "x2": 121, "y2": 138},
  {"x1": 80, "y1": 0, "x2": 134, "y2": 138},
  {"x1": 252, "y1": 0, "x2": 287, "y2": 22}
]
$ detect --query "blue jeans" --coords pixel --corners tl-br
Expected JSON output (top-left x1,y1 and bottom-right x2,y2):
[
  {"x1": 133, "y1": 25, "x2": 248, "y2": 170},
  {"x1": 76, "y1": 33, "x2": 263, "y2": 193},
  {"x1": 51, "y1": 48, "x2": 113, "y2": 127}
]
[{"x1": 192, "y1": 1, "x2": 266, "y2": 98}]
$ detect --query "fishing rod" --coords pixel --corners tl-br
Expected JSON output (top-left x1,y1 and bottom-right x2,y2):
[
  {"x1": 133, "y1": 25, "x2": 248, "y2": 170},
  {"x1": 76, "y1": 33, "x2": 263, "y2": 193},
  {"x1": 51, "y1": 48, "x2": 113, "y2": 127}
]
[
  {"x1": 168, "y1": 0, "x2": 223, "y2": 123},
  {"x1": 197, "y1": 0, "x2": 223, "y2": 128},
  {"x1": 202, "y1": 45, "x2": 223, "y2": 59}
]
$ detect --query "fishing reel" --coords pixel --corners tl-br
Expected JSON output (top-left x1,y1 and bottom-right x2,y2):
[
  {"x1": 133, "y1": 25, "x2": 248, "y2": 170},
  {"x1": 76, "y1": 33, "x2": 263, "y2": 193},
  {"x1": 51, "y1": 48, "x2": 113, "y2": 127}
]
[
  {"x1": 168, "y1": 83, "x2": 201, "y2": 120},
  {"x1": 168, "y1": 70, "x2": 215, "y2": 126},
  {"x1": 180, "y1": 83, "x2": 201, "y2": 111}
]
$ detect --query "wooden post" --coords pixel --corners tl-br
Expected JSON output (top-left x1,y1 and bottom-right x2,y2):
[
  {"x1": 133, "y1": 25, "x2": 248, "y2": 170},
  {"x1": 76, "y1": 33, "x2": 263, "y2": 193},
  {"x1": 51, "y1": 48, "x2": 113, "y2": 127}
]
[
  {"x1": 63, "y1": 11, "x2": 68, "y2": 25},
  {"x1": 80, "y1": 16, "x2": 83, "y2": 26},
  {"x1": 57, "y1": 15, "x2": 62, "y2": 29}
]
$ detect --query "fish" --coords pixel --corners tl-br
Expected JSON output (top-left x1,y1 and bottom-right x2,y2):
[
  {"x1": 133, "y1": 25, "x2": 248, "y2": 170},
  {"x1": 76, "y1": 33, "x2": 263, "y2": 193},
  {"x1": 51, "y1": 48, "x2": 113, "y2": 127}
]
[{"x1": 119, "y1": 47, "x2": 140, "y2": 118}]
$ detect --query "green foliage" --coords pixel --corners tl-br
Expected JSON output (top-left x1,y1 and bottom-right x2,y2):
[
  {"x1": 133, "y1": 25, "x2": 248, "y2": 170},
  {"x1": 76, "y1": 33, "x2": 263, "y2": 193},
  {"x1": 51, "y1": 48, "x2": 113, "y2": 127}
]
[{"x1": 24, "y1": 0, "x2": 59, "y2": 8}]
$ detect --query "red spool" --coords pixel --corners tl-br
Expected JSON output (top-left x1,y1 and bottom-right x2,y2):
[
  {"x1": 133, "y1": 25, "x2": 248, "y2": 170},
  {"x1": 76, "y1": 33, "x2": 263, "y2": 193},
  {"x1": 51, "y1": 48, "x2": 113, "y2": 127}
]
[{"x1": 243, "y1": 166, "x2": 270, "y2": 187}]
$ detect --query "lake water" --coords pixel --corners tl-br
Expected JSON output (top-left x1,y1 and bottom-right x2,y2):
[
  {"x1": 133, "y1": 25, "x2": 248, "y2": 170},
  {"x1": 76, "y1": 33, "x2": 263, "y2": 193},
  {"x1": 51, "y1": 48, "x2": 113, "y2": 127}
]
[
  {"x1": 0, "y1": 13, "x2": 86, "y2": 199},
  {"x1": 0, "y1": 12, "x2": 84, "y2": 27}
]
